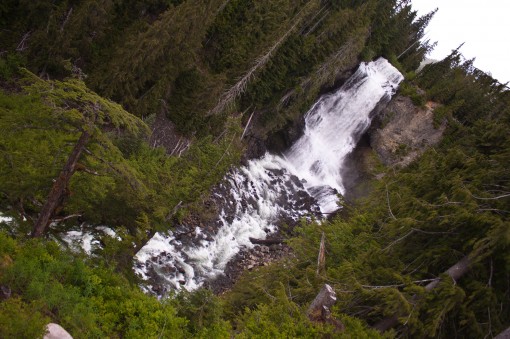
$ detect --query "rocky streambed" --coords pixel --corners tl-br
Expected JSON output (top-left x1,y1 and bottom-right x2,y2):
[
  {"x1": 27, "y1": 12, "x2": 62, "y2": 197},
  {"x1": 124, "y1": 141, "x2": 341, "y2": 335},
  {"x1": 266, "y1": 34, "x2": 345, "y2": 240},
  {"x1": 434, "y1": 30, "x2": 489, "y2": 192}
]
[
  {"x1": 134, "y1": 160, "x2": 323, "y2": 296},
  {"x1": 134, "y1": 58, "x2": 404, "y2": 297}
]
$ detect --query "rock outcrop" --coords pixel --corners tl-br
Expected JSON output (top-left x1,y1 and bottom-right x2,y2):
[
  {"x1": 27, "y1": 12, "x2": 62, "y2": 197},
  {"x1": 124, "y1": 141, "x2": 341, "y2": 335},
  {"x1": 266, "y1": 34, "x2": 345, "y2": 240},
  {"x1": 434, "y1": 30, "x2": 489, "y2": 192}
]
[
  {"x1": 149, "y1": 112, "x2": 190, "y2": 156},
  {"x1": 44, "y1": 323, "x2": 73, "y2": 339},
  {"x1": 370, "y1": 95, "x2": 445, "y2": 168},
  {"x1": 341, "y1": 93, "x2": 445, "y2": 202}
]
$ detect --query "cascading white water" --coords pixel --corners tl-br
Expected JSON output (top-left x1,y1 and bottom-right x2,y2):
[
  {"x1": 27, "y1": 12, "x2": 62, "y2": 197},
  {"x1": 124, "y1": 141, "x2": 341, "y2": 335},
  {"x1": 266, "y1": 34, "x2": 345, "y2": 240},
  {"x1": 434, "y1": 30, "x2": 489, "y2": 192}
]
[
  {"x1": 281, "y1": 58, "x2": 404, "y2": 213},
  {"x1": 134, "y1": 58, "x2": 403, "y2": 294}
]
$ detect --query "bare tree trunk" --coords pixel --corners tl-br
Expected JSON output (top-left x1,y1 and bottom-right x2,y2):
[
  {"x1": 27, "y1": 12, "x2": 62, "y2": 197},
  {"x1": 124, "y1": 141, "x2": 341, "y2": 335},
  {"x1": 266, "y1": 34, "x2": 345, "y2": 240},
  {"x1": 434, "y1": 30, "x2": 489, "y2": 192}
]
[
  {"x1": 373, "y1": 254, "x2": 474, "y2": 332},
  {"x1": 424, "y1": 255, "x2": 472, "y2": 291},
  {"x1": 208, "y1": 1, "x2": 318, "y2": 115},
  {"x1": 495, "y1": 326, "x2": 510, "y2": 339},
  {"x1": 60, "y1": 7, "x2": 73, "y2": 33},
  {"x1": 31, "y1": 130, "x2": 91, "y2": 237},
  {"x1": 317, "y1": 232, "x2": 326, "y2": 275},
  {"x1": 241, "y1": 110, "x2": 255, "y2": 139}
]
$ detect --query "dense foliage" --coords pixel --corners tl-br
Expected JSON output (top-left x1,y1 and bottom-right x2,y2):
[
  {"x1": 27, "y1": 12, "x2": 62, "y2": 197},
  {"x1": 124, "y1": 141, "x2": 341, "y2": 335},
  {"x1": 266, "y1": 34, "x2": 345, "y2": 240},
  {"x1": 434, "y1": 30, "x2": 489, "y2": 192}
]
[
  {"x1": 1, "y1": 0, "x2": 508, "y2": 337},
  {"x1": 222, "y1": 50, "x2": 510, "y2": 337}
]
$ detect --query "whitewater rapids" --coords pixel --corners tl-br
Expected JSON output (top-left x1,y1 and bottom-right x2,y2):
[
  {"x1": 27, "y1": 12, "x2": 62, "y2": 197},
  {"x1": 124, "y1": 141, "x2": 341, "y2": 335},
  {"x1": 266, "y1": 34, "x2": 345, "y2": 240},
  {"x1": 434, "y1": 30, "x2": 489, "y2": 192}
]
[{"x1": 134, "y1": 58, "x2": 403, "y2": 294}]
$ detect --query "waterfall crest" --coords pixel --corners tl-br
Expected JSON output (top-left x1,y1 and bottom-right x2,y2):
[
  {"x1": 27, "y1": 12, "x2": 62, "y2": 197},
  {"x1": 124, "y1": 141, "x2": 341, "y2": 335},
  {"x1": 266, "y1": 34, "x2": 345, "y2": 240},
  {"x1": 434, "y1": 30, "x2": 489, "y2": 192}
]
[{"x1": 134, "y1": 58, "x2": 403, "y2": 294}]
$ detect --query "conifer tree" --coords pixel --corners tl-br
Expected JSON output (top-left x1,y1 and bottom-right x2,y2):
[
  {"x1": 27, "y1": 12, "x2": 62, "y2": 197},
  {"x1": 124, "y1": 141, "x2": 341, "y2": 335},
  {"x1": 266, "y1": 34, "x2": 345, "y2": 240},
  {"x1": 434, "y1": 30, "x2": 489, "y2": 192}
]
[{"x1": 11, "y1": 70, "x2": 148, "y2": 237}]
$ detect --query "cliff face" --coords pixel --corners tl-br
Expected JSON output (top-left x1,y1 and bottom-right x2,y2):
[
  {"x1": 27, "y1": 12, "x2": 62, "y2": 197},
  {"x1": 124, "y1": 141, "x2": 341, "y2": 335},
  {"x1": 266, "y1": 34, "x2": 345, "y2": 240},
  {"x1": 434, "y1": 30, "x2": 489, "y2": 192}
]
[
  {"x1": 369, "y1": 95, "x2": 445, "y2": 168},
  {"x1": 342, "y1": 93, "x2": 445, "y2": 201}
]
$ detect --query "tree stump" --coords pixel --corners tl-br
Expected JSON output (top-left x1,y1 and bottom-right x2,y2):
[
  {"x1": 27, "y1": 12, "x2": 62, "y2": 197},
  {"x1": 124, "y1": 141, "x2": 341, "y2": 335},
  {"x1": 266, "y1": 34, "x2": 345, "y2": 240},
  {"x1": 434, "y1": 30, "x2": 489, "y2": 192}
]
[{"x1": 307, "y1": 284, "x2": 344, "y2": 332}]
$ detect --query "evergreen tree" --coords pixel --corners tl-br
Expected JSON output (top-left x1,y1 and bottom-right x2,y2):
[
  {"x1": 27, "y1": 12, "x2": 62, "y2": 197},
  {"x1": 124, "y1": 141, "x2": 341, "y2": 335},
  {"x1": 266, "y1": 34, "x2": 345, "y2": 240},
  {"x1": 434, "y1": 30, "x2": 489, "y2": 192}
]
[{"x1": 1, "y1": 70, "x2": 148, "y2": 237}]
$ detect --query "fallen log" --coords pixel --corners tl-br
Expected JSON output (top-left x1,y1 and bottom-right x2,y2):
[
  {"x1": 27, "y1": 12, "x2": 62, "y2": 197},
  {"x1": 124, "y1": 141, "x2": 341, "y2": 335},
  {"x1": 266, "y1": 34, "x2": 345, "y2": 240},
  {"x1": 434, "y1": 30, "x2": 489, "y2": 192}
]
[
  {"x1": 249, "y1": 237, "x2": 285, "y2": 245},
  {"x1": 374, "y1": 253, "x2": 475, "y2": 332}
]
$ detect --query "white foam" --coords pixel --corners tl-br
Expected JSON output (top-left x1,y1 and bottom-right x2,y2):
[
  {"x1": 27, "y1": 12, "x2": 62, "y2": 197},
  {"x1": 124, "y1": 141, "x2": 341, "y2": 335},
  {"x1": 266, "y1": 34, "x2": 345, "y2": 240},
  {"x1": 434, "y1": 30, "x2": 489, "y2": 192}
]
[
  {"x1": 0, "y1": 214, "x2": 14, "y2": 224},
  {"x1": 61, "y1": 226, "x2": 121, "y2": 255},
  {"x1": 282, "y1": 58, "x2": 403, "y2": 213}
]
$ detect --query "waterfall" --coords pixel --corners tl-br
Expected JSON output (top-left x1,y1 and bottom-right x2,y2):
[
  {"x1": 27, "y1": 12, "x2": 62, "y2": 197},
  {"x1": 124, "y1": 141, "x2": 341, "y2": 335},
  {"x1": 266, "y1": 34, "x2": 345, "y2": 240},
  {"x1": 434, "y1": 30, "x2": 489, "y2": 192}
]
[{"x1": 134, "y1": 58, "x2": 403, "y2": 294}]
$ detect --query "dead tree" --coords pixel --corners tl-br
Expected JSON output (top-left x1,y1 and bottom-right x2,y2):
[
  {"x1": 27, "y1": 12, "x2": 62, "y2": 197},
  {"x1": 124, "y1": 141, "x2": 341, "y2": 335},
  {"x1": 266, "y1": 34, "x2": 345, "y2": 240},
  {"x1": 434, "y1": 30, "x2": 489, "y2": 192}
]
[
  {"x1": 307, "y1": 284, "x2": 344, "y2": 332},
  {"x1": 317, "y1": 232, "x2": 326, "y2": 275},
  {"x1": 373, "y1": 253, "x2": 476, "y2": 332}
]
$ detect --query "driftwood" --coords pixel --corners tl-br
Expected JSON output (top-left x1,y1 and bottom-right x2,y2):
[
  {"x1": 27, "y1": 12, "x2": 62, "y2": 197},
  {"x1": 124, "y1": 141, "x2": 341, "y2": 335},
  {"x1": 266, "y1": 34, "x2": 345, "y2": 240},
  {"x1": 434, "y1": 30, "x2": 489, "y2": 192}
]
[
  {"x1": 307, "y1": 284, "x2": 344, "y2": 332},
  {"x1": 249, "y1": 237, "x2": 285, "y2": 245},
  {"x1": 374, "y1": 254, "x2": 475, "y2": 332}
]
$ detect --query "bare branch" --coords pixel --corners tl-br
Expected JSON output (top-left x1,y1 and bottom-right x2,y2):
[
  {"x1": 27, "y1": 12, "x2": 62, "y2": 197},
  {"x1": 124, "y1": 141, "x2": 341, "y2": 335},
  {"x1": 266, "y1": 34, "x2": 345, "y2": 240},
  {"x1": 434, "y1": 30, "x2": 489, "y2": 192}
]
[
  {"x1": 487, "y1": 258, "x2": 493, "y2": 287},
  {"x1": 208, "y1": 2, "x2": 316, "y2": 115},
  {"x1": 213, "y1": 134, "x2": 236, "y2": 170},
  {"x1": 60, "y1": 7, "x2": 73, "y2": 33},
  {"x1": 317, "y1": 232, "x2": 326, "y2": 275},
  {"x1": 16, "y1": 31, "x2": 31, "y2": 51},
  {"x1": 386, "y1": 184, "x2": 397, "y2": 220},
  {"x1": 304, "y1": 7, "x2": 330, "y2": 36},
  {"x1": 301, "y1": 3, "x2": 330, "y2": 35},
  {"x1": 410, "y1": 227, "x2": 455, "y2": 235},
  {"x1": 374, "y1": 250, "x2": 481, "y2": 332},
  {"x1": 241, "y1": 111, "x2": 255, "y2": 140},
  {"x1": 361, "y1": 278, "x2": 438, "y2": 289},
  {"x1": 382, "y1": 229, "x2": 414, "y2": 252},
  {"x1": 75, "y1": 163, "x2": 104, "y2": 176},
  {"x1": 217, "y1": 0, "x2": 232, "y2": 13},
  {"x1": 485, "y1": 307, "x2": 493, "y2": 339},
  {"x1": 51, "y1": 213, "x2": 82, "y2": 224},
  {"x1": 472, "y1": 193, "x2": 510, "y2": 200},
  {"x1": 165, "y1": 201, "x2": 183, "y2": 221}
]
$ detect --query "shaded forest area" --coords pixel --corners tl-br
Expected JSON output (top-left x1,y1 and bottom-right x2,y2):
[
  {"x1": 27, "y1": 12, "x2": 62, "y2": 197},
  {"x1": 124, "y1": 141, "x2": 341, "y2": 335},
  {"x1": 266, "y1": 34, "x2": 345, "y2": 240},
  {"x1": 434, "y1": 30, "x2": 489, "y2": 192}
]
[{"x1": 1, "y1": 0, "x2": 509, "y2": 337}]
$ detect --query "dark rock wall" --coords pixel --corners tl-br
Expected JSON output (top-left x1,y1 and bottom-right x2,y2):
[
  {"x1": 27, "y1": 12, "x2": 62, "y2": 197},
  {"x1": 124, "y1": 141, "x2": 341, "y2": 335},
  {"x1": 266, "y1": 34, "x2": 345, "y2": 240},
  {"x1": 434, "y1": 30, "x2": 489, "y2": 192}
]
[
  {"x1": 370, "y1": 95, "x2": 445, "y2": 168},
  {"x1": 342, "y1": 94, "x2": 445, "y2": 202}
]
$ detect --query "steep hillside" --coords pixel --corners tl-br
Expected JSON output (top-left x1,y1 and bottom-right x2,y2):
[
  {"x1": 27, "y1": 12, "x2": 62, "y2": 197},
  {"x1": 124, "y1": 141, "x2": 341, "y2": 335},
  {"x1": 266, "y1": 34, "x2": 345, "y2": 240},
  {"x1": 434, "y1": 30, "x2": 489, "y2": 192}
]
[{"x1": 1, "y1": 1, "x2": 509, "y2": 338}]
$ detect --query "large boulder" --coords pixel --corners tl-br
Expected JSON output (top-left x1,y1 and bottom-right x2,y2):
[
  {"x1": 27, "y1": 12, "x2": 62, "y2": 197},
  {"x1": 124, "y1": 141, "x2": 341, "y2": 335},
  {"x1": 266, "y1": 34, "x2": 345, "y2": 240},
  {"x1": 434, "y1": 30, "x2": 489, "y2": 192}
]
[
  {"x1": 370, "y1": 95, "x2": 445, "y2": 168},
  {"x1": 44, "y1": 323, "x2": 73, "y2": 339}
]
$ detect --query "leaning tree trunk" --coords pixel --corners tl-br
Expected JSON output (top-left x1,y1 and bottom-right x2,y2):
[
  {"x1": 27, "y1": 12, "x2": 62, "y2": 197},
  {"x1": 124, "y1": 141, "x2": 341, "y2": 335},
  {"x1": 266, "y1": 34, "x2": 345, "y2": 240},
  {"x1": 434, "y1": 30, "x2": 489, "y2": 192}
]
[
  {"x1": 208, "y1": 1, "x2": 318, "y2": 116},
  {"x1": 374, "y1": 254, "x2": 475, "y2": 332},
  {"x1": 31, "y1": 130, "x2": 91, "y2": 237},
  {"x1": 495, "y1": 326, "x2": 510, "y2": 339}
]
